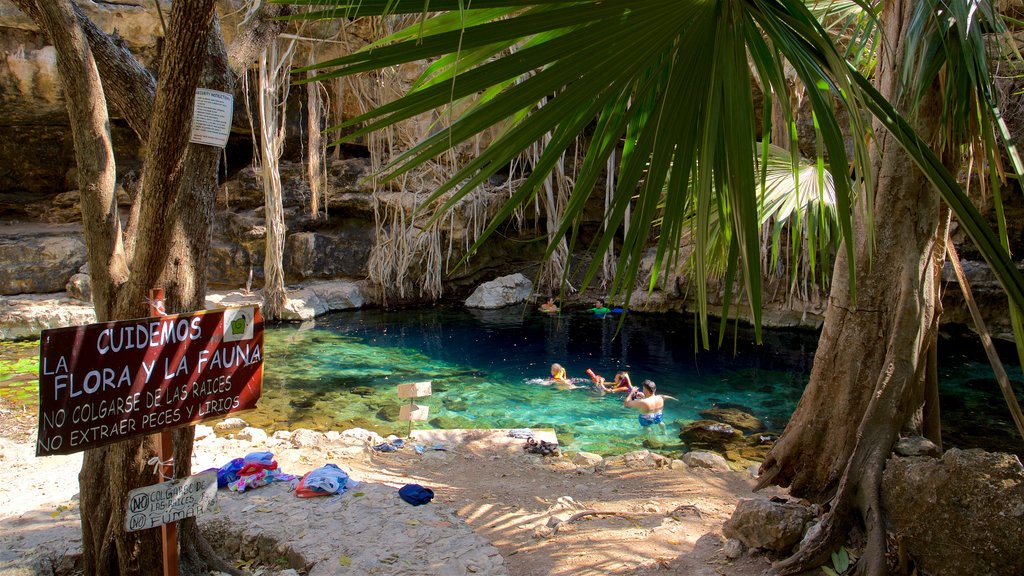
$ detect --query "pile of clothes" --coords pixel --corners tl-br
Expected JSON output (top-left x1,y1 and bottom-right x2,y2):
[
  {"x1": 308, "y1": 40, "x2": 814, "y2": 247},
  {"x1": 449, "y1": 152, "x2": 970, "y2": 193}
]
[
  {"x1": 215, "y1": 451, "x2": 296, "y2": 493},
  {"x1": 295, "y1": 463, "x2": 359, "y2": 498}
]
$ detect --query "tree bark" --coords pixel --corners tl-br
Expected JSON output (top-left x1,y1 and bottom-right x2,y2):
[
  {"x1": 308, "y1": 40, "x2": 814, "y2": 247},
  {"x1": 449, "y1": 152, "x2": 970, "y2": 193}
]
[
  {"x1": 18, "y1": 1, "x2": 226, "y2": 574},
  {"x1": 757, "y1": 0, "x2": 947, "y2": 572},
  {"x1": 156, "y1": 17, "x2": 238, "y2": 574},
  {"x1": 114, "y1": 0, "x2": 216, "y2": 320}
]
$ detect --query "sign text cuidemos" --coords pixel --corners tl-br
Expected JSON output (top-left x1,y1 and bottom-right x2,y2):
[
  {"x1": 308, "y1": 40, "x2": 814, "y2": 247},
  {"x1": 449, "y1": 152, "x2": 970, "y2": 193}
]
[{"x1": 36, "y1": 306, "x2": 263, "y2": 456}]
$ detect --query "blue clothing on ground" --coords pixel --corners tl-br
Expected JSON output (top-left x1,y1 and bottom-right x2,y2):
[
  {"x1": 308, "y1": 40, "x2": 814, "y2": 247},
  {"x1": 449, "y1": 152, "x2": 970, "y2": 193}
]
[
  {"x1": 304, "y1": 463, "x2": 350, "y2": 494},
  {"x1": 216, "y1": 458, "x2": 245, "y2": 488},
  {"x1": 638, "y1": 412, "x2": 664, "y2": 427},
  {"x1": 398, "y1": 483, "x2": 434, "y2": 506},
  {"x1": 244, "y1": 451, "x2": 275, "y2": 466}
]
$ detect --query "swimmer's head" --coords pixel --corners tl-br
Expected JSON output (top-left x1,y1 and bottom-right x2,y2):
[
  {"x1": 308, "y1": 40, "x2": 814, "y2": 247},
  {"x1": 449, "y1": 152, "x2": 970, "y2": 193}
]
[{"x1": 642, "y1": 380, "x2": 656, "y2": 395}]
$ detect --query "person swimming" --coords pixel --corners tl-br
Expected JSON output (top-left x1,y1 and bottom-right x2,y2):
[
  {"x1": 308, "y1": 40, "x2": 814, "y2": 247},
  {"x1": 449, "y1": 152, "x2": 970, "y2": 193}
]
[
  {"x1": 624, "y1": 380, "x2": 665, "y2": 435},
  {"x1": 539, "y1": 296, "x2": 559, "y2": 313},
  {"x1": 588, "y1": 298, "x2": 611, "y2": 316},
  {"x1": 550, "y1": 363, "x2": 572, "y2": 388},
  {"x1": 587, "y1": 369, "x2": 633, "y2": 394}
]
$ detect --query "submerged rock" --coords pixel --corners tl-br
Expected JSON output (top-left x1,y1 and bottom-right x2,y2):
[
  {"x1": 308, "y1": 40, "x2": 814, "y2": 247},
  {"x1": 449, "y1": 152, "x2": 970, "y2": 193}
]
[
  {"x1": 442, "y1": 397, "x2": 469, "y2": 412},
  {"x1": 376, "y1": 404, "x2": 401, "y2": 422},
  {"x1": 678, "y1": 420, "x2": 744, "y2": 452},
  {"x1": 700, "y1": 407, "x2": 765, "y2": 432},
  {"x1": 350, "y1": 386, "x2": 376, "y2": 397}
]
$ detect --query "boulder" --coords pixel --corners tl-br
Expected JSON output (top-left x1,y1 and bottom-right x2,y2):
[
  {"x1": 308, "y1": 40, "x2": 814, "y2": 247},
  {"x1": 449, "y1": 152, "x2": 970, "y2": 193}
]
[
  {"x1": 678, "y1": 419, "x2": 745, "y2": 451},
  {"x1": 0, "y1": 227, "x2": 86, "y2": 294},
  {"x1": 700, "y1": 407, "x2": 765, "y2": 432},
  {"x1": 723, "y1": 498, "x2": 814, "y2": 553},
  {"x1": 235, "y1": 427, "x2": 268, "y2": 443},
  {"x1": 464, "y1": 273, "x2": 532, "y2": 309},
  {"x1": 65, "y1": 272, "x2": 91, "y2": 302},
  {"x1": 682, "y1": 451, "x2": 731, "y2": 472},
  {"x1": 281, "y1": 280, "x2": 365, "y2": 320},
  {"x1": 571, "y1": 452, "x2": 604, "y2": 468},
  {"x1": 214, "y1": 417, "x2": 249, "y2": 431},
  {"x1": 194, "y1": 424, "x2": 215, "y2": 441},
  {"x1": 621, "y1": 450, "x2": 669, "y2": 469},
  {"x1": 338, "y1": 427, "x2": 385, "y2": 446},
  {"x1": 0, "y1": 293, "x2": 95, "y2": 340},
  {"x1": 289, "y1": 428, "x2": 328, "y2": 449},
  {"x1": 893, "y1": 435, "x2": 941, "y2": 458},
  {"x1": 882, "y1": 448, "x2": 1024, "y2": 576}
]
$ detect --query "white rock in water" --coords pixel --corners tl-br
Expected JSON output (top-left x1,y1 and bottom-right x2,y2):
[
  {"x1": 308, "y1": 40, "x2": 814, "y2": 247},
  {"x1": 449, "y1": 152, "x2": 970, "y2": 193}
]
[
  {"x1": 194, "y1": 424, "x2": 215, "y2": 441},
  {"x1": 215, "y1": 417, "x2": 248, "y2": 430},
  {"x1": 236, "y1": 427, "x2": 268, "y2": 443},
  {"x1": 464, "y1": 273, "x2": 533, "y2": 309}
]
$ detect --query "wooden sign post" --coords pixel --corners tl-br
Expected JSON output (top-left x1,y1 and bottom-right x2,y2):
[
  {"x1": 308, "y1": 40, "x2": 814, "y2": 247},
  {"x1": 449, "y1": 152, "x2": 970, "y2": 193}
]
[{"x1": 397, "y1": 381, "x2": 431, "y2": 437}]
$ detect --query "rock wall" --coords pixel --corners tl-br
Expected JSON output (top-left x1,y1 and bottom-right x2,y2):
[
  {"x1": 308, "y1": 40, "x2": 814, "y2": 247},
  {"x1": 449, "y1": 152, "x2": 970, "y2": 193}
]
[{"x1": 0, "y1": 0, "x2": 1020, "y2": 339}]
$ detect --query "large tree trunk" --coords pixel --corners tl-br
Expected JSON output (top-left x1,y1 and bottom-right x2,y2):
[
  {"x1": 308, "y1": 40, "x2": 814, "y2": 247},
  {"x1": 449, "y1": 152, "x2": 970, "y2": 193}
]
[
  {"x1": 757, "y1": 1, "x2": 947, "y2": 573},
  {"x1": 20, "y1": 0, "x2": 219, "y2": 574}
]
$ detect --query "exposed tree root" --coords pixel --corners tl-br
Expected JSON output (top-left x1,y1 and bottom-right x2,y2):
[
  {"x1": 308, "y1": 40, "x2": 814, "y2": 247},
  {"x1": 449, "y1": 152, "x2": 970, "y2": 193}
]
[{"x1": 551, "y1": 504, "x2": 703, "y2": 534}]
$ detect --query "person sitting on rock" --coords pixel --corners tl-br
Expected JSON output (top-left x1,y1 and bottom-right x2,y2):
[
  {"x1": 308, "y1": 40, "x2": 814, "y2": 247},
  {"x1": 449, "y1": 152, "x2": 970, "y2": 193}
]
[{"x1": 624, "y1": 380, "x2": 665, "y2": 435}]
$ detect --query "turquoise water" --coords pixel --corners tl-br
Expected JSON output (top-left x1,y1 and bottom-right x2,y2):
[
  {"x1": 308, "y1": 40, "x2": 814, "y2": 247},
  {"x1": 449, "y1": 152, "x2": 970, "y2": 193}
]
[{"x1": 245, "y1": 306, "x2": 1023, "y2": 457}]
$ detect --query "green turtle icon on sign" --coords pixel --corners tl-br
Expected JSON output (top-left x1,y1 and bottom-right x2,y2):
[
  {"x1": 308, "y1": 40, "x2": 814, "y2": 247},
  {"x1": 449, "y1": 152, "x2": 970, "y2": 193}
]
[
  {"x1": 230, "y1": 314, "x2": 247, "y2": 335},
  {"x1": 223, "y1": 306, "x2": 255, "y2": 342}
]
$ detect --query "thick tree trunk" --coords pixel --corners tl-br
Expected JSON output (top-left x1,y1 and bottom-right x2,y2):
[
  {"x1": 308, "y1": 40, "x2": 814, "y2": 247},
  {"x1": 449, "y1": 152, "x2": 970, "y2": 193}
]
[
  {"x1": 757, "y1": 1, "x2": 947, "y2": 573},
  {"x1": 155, "y1": 17, "x2": 239, "y2": 575},
  {"x1": 20, "y1": 1, "x2": 221, "y2": 574}
]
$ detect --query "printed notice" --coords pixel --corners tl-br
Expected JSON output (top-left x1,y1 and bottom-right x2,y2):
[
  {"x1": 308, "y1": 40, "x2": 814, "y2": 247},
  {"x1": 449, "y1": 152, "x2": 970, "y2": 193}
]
[
  {"x1": 125, "y1": 471, "x2": 217, "y2": 532},
  {"x1": 189, "y1": 88, "x2": 233, "y2": 148}
]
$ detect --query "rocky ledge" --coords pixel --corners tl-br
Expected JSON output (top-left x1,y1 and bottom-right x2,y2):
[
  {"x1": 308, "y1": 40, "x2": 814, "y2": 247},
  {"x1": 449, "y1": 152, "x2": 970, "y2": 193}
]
[{"x1": 0, "y1": 280, "x2": 367, "y2": 340}]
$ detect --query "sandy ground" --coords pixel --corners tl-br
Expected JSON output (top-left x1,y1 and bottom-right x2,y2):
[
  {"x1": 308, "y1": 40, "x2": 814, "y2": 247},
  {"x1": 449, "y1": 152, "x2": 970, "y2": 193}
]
[{"x1": 0, "y1": 399, "x2": 785, "y2": 576}]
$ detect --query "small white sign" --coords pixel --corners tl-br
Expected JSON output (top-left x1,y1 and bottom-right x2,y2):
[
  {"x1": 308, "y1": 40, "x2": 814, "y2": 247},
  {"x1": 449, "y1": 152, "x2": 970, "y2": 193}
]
[
  {"x1": 223, "y1": 306, "x2": 255, "y2": 343},
  {"x1": 397, "y1": 381, "x2": 432, "y2": 399},
  {"x1": 399, "y1": 403, "x2": 430, "y2": 422},
  {"x1": 189, "y1": 88, "x2": 233, "y2": 148},
  {"x1": 125, "y1": 471, "x2": 217, "y2": 532}
]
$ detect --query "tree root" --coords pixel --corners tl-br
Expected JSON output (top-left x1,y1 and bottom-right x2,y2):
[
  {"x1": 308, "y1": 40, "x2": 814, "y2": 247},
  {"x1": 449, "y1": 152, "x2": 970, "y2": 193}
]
[{"x1": 551, "y1": 504, "x2": 703, "y2": 534}]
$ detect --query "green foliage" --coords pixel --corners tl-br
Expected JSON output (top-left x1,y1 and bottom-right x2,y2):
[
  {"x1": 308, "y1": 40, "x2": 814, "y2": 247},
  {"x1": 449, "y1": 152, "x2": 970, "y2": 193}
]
[
  {"x1": 281, "y1": 0, "x2": 1024, "y2": 347},
  {"x1": 821, "y1": 546, "x2": 855, "y2": 574}
]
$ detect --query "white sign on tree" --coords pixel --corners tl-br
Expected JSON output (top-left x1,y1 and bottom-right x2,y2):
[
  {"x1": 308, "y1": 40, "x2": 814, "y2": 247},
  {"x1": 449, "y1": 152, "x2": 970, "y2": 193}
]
[
  {"x1": 125, "y1": 471, "x2": 218, "y2": 532},
  {"x1": 189, "y1": 88, "x2": 233, "y2": 148}
]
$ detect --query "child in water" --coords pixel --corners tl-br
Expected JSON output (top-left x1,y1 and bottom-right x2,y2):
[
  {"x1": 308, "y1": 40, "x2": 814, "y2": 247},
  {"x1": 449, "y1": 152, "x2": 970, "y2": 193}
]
[
  {"x1": 587, "y1": 369, "x2": 634, "y2": 395},
  {"x1": 550, "y1": 363, "x2": 573, "y2": 389}
]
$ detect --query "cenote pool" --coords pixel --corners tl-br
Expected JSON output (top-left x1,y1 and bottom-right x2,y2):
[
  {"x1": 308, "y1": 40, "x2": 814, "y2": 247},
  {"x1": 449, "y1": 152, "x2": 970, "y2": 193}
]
[
  {"x1": 249, "y1": 306, "x2": 1022, "y2": 456},
  {"x1": 1, "y1": 305, "x2": 1022, "y2": 456}
]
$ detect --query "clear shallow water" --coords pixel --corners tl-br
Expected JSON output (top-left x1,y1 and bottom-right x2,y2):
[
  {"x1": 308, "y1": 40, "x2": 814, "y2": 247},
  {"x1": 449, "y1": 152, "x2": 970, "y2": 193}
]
[
  {"x1": 246, "y1": 306, "x2": 1023, "y2": 457},
  {"x1": 1, "y1": 306, "x2": 1020, "y2": 457}
]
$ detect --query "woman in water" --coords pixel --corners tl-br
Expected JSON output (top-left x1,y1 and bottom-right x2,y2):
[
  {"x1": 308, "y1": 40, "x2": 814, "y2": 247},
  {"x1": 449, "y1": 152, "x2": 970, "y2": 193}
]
[{"x1": 539, "y1": 297, "x2": 559, "y2": 313}]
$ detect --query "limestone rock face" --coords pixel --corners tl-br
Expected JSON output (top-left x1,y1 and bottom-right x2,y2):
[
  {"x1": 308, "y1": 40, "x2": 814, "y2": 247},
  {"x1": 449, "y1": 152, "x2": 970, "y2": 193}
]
[
  {"x1": 464, "y1": 273, "x2": 532, "y2": 309},
  {"x1": 0, "y1": 224, "x2": 85, "y2": 294},
  {"x1": 722, "y1": 498, "x2": 814, "y2": 553},
  {"x1": 882, "y1": 448, "x2": 1024, "y2": 576}
]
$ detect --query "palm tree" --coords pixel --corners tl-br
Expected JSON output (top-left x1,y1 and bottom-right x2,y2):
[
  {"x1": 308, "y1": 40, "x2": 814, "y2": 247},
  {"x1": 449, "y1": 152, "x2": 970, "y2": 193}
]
[{"x1": 286, "y1": 0, "x2": 1024, "y2": 572}]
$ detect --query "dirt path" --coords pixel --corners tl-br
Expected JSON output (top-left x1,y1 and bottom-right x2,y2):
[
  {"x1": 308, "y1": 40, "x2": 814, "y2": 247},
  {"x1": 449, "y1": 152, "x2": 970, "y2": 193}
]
[{"x1": 1, "y1": 398, "x2": 783, "y2": 576}]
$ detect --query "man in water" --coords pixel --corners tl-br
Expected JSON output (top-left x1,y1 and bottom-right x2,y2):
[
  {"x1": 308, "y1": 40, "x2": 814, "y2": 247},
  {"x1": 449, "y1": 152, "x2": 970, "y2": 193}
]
[{"x1": 624, "y1": 380, "x2": 665, "y2": 435}]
